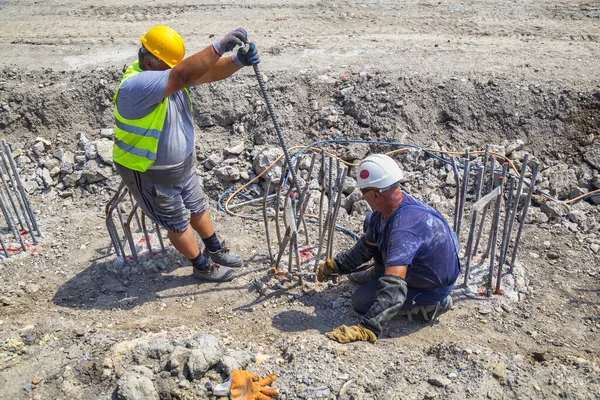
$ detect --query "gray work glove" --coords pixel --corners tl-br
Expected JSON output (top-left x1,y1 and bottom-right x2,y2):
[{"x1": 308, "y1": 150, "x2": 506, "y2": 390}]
[
  {"x1": 360, "y1": 275, "x2": 408, "y2": 337},
  {"x1": 213, "y1": 28, "x2": 248, "y2": 56},
  {"x1": 232, "y1": 42, "x2": 260, "y2": 67}
]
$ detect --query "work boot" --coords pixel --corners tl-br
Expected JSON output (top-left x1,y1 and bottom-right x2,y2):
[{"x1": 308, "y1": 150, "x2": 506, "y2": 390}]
[
  {"x1": 192, "y1": 263, "x2": 235, "y2": 282},
  {"x1": 350, "y1": 266, "x2": 377, "y2": 284},
  {"x1": 203, "y1": 243, "x2": 243, "y2": 268},
  {"x1": 422, "y1": 295, "x2": 453, "y2": 321},
  {"x1": 398, "y1": 295, "x2": 453, "y2": 322}
]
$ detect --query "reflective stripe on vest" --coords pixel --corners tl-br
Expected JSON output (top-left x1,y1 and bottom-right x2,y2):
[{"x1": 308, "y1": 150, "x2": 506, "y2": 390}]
[{"x1": 112, "y1": 61, "x2": 192, "y2": 172}]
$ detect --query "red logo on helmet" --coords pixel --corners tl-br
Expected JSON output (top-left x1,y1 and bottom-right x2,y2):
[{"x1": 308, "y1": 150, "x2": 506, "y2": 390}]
[{"x1": 360, "y1": 169, "x2": 370, "y2": 179}]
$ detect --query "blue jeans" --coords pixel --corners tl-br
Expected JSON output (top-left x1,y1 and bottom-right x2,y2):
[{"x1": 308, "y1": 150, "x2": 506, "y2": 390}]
[{"x1": 352, "y1": 274, "x2": 454, "y2": 315}]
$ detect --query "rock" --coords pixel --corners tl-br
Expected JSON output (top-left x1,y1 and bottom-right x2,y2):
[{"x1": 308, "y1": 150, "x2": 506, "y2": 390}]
[
  {"x1": 491, "y1": 363, "x2": 507, "y2": 384},
  {"x1": 167, "y1": 346, "x2": 191, "y2": 376},
  {"x1": 253, "y1": 148, "x2": 283, "y2": 183},
  {"x1": 218, "y1": 350, "x2": 252, "y2": 375},
  {"x1": 144, "y1": 339, "x2": 174, "y2": 360},
  {"x1": 0, "y1": 296, "x2": 15, "y2": 306},
  {"x1": 204, "y1": 153, "x2": 223, "y2": 170},
  {"x1": 428, "y1": 375, "x2": 451, "y2": 387},
  {"x1": 187, "y1": 334, "x2": 222, "y2": 380},
  {"x1": 225, "y1": 142, "x2": 245, "y2": 156},
  {"x1": 304, "y1": 386, "x2": 331, "y2": 398},
  {"x1": 100, "y1": 128, "x2": 114, "y2": 138},
  {"x1": 214, "y1": 165, "x2": 241, "y2": 182},
  {"x1": 583, "y1": 143, "x2": 600, "y2": 170},
  {"x1": 83, "y1": 160, "x2": 112, "y2": 183},
  {"x1": 539, "y1": 201, "x2": 568, "y2": 220},
  {"x1": 85, "y1": 142, "x2": 98, "y2": 159},
  {"x1": 117, "y1": 371, "x2": 159, "y2": 400},
  {"x1": 96, "y1": 139, "x2": 114, "y2": 164},
  {"x1": 351, "y1": 199, "x2": 372, "y2": 216}
]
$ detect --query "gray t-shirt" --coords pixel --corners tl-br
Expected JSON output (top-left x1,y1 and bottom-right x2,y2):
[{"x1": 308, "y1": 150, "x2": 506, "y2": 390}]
[{"x1": 115, "y1": 69, "x2": 194, "y2": 169}]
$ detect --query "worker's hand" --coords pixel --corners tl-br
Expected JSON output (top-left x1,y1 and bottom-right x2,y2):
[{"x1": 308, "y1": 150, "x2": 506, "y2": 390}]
[
  {"x1": 233, "y1": 42, "x2": 260, "y2": 67},
  {"x1": 316, "y1": 259, "x2": 338, "y2": 282},
  {"x1": 230, "y1": 370, "x2": 279, "y2": 400},
  {"x1": 213, "y1": 28, "x2": 248, "y2": 56},
  {"x1": 325, "y1": 324, "x2": 377, "y2": 344}
]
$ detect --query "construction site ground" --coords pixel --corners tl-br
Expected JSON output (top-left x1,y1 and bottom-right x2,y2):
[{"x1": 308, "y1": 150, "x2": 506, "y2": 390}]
[{"x1": 1, "y1": 1, "x2": 599, "y2": 399}]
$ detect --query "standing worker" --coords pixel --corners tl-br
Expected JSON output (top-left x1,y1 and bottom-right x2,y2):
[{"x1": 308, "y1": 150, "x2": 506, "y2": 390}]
[
  {"x1": 112, "y1": 26, "x2": 259, "y2": 282},
  {"x1": 317, "y1": 154, "x2": 460, "y2": 343}
]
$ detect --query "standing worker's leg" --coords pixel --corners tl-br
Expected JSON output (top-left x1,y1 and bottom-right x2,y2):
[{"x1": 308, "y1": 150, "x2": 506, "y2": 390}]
[
  {"x1": 182, "y1": 170, "x2": 243, "y2": 268},
  {"x1": 114, "y1": 163, "x2": 234, "y2": 282}
]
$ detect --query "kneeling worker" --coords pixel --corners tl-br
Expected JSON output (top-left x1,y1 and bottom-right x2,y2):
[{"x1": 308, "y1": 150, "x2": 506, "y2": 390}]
[{"x1": 317, "y1": 154, "x2": 460, "y2": 343}]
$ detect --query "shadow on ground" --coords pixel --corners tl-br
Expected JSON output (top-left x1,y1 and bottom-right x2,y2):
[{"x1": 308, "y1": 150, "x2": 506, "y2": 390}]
[{"x1": 52, "y1": 249, "x2": 262, "y2": 311}]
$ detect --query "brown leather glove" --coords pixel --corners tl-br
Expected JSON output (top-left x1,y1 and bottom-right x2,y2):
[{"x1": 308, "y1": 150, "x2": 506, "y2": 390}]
[
  {"x1": 325, "y1": 324, "x2": 377, "y2": 344},
  {"x1": 231, "y1": 370, "x2": 279, "y2": 400},
  {"x1": 316, "y1": 259, "x2": 339, "y2": 282}
]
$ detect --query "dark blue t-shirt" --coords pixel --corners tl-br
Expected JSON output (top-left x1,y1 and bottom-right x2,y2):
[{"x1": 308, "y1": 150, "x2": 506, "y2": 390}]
[{"x1": 364, "y1": 194, "x2": 460, "y2": 289}]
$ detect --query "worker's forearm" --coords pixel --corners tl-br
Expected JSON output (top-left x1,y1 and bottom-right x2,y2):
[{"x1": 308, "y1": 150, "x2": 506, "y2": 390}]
[
  {"x1": 360, "y1": 275, "x2": 408, "y2": 337},
  {"x1": 194, "y1": 57, "x2": 241, "y2": 85},
  {"x1": 334, "y1": 236, "x2": 376, "y2": 273},
  {"x1": 165, "y1": 46, "x2": 220, "y2": 96}
]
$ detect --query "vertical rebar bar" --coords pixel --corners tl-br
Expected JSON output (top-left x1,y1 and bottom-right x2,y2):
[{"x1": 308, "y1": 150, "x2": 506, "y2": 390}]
[
  {"x1": 327, "y1": 166, "x2": 347, "y2": 259},
  {"x1": 486, "y1": 162, "x2": 507, "y2": 297},
  {"x1": 140, "y1": 214, "x2": 153, "y2": 254},
  {"x1": 0, "y1": 151, "x2": 37, "y2": 243},
  {"x1": 473, "y1": 154, "x2": 495, "y2": 258},
  {"x1": 124, "y1": 204, "x2": 140, "y2": 263},
  {"x1": 495, "y1": 174, "x2": 515, "y2": 293},
  {"x1": 274, "y1": 166, "x2": 287, "y2": 245},
  {"x1": 500, "y1": 153, "x2": 529, "y2": 269},
  {"x1": 451, "y1": 157, "x2": 461, "y2": 232},
  {"x1": 510, "y1": 163, "x2": 539, "y2": 272},
  {"x1": 155, "y1": 224, "x2": 165, "y2": 252},
  {"x1": 457, "y1": 149, "x2": 470, "y2": 238},
  {"x1": 462, "y1": 167, "x2": 485, "y2": 286},
  {"x1": 0, "y1": 232, "x2": 8, "y2": 258},
  {"x1": 1, "y1": 140, "x2": 40, "y2": 236},
  {"x1": 0, "y1": 163, "x2": 25, "y2": 230},
  {"x1": 0, "y1": 183, "x2": 26, "y2": 252},
  {"x1": 252, "y1": 64, "x2": 303, "y2": 199},
  {"x1": 263, "y1": 179, "x2": 273, "y2": 263}
]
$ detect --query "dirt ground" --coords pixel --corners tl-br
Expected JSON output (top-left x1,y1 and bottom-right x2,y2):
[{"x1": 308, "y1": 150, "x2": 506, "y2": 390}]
[{"x1": 1, "y1": 1, "x2": 599, "y2": 399}]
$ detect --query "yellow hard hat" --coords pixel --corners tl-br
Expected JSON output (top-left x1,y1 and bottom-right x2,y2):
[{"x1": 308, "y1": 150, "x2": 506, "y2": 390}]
[{"x1": 140, "y1": 26, "x2": 186, "y2": 67}]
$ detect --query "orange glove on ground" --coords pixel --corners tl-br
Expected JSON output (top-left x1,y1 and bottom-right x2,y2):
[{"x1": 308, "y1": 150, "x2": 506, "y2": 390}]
[
  {"x1": 231, "y1": 370, "x2": 279, "y2": 400},
  {"x1": 325, "y1": 324, "x2": 377, "y2": 343},
  {"x1": 316, "y1": 259, "x2": 338, "y2": 282}
]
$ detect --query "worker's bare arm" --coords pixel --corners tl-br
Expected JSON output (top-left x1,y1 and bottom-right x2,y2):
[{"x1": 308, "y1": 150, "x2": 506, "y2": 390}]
[
  {"x1": 164, "y1": 46, "x2": 220, "y2": 98},
  {"x1": 194, "y1": 57, "x2": 241, "y2": 85},
  {"x1": 385, "y1": 265, "x2": 408, "y2": 279}
]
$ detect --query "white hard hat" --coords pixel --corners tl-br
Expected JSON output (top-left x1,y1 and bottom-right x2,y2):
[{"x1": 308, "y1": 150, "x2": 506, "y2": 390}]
[{"x1": 356, "y1": 154, "x2": 403, "y2": 189}]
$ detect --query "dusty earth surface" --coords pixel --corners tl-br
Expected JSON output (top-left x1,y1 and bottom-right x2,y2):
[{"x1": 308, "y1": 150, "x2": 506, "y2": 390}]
[{"x1": 1, "y1": 1, "x2": 600, "y2": 399}]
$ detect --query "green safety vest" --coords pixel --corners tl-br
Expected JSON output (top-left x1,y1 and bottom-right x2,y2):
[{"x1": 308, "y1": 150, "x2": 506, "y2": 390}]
[{"x1": 113, "y1": 61, "x2": 191, "y2": 172}]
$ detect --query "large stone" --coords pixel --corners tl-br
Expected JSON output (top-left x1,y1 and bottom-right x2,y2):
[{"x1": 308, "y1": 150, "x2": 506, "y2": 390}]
[
  {"x1": 188, "y1": 334, "x2": 222, "y2": 380},
  {"x1": 83, "y1": 160, "x2": 112, "y2": 183},
  {"x1": 214, "y1": 165, "x2": 241, "y2": 182},
  {"x1": 540, "y1": 201, "x2": 569, "y2": 220},
  {"x1": 583, "y1": 143, "x2": 600, "y2": 171},
  {"x1": 253, "y1": 148, "x2": 283, "y2": 183},
  {"x1": 117, "y1": 371, "x2": 159, "y2": 400},
  {"x1": 218, "y1": 350, "x2": 252, "y2": 376},
  {"x1": 96, "y1": 139, "x2": 114, "y2": 164},
  {"x1": 167, "y1": 346, "x2": 191, "y2": 376}
]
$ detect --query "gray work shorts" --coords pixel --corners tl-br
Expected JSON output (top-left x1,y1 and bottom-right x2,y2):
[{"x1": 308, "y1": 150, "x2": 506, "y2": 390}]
[{"x1": 114, "y1": 154, "x2": 208, "y2": 233}]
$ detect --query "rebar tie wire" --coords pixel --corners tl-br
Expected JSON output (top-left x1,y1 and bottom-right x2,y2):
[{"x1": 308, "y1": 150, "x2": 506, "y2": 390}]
[{"x1": 219, "y1": 139, "x2": 599, "y2": 222}]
